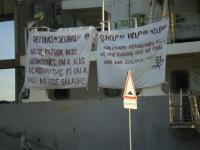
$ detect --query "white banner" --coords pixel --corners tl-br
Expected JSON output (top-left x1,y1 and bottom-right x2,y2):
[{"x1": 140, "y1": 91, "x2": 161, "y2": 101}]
[
  {"x1": 25, "y1": 27, "x2": 96, "y2": 89},
  {"x1": 97, "y1": 19, "x2": 169, "y2": 89}
]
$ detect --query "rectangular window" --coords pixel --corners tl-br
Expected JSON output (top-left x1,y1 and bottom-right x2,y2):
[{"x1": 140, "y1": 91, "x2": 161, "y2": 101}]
[
  {"x1": 0, "y1": 21, "x2": 15, "y2": 60},
  {"x1": 0, "y1": 20, "x2": 15, "y2": 102},
  {"x1": 0, "y1": 69, "x2": 15, "y2": 101}
]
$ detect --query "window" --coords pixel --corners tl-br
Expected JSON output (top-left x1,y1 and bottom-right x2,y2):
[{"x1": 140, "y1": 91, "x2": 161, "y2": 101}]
[
  {"x1": 0, "y1": 21, "x2": 15, "y2": 60},
  {"x1": 171, "y1": 70, "x2": 189, "y2": 93},
  {"x1": 104, "y1": 88, "x2": 121, "y2": 97},
  {"x1": 0, "y1": 20, "x2": 15, "y2": 102},
  {"x1": 48, "y1": 89, "x2": 70, "y2": 100},
  {"x1": 0, "y1": 69, "x2": 15, "y2": 101}
]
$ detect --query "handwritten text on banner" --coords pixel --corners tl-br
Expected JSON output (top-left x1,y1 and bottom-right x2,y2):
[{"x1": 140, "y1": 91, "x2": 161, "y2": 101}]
[
  {"x1": 25, "y1": 27, "x2": 95, "y2": 89},
  {"x1": 97, "y1": 19, "x2": 169, "y2": 89}
]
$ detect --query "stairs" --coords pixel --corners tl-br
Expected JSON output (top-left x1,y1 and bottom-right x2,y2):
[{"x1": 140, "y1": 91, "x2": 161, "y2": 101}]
[
  {"x1": 169, "y1": 91, "x2": 200, "y2": 133},
  {"x1": 189, "y1": 96, "x2": 200, "y2": 133}
]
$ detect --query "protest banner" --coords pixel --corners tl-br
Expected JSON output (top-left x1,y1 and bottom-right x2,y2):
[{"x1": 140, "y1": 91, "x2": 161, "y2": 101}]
[
  {"x1": 25, "y1": 27, "x2": 95, "y2": 89},
  {"x1": 97, "y1": 19, "x2": 169, "y2": 89}
]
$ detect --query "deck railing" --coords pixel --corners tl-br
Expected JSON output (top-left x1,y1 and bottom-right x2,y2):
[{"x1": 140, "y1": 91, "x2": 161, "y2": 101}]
[
  {"x1": 101, "y1": 13, "x2": 200, "y2": 44},
  {"x1": 169, "y1": 89, "x2": 200, "y2": 130}
]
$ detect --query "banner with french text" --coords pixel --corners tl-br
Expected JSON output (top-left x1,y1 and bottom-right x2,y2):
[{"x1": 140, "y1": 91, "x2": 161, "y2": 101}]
[
  {"x1": 25, "y1": 27, "x2": 96, "y2": 89},
  {"x1": 97, "y1": 19, "x2": 169, "y2": 89}
]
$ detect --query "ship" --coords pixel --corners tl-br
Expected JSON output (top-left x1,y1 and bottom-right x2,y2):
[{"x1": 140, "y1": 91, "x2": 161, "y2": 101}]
[{"x1": 0, "y1": 0, "x2": 200, "y2": 150}]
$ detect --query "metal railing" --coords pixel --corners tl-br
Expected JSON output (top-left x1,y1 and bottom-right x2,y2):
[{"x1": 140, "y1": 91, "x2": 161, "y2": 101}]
[
  {"x1": 101, "y1": 13, "x2": 200, "y2": 43},
  {"x1": 169, "y1": 89, "x2": 200, "y2": 129}
]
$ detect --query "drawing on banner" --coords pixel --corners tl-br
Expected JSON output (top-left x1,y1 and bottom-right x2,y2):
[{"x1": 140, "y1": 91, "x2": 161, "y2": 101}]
[
  {"x1": 24, "y1": 27, "x2": 96, "y2": 89},
  {"x1": 152, "y1": 56, "x2": 164, "y2": 69},
  {"x1": 123, "y1": 70, "x2": 137, "y2": 109},
  {"x1": 97, "y1": 19, "x2": 169, "y2": 89}
]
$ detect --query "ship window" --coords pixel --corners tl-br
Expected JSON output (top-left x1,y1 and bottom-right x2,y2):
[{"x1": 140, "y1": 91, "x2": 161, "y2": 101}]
[
  {"x1": 0, "y1": 21, "x2": 15, "y2": 60},
  {"x1": 171, "y1": 70, "x2": 189, "y2": 93},
  {"x1": 0, "y1": 20, "x2": 15, "y2": 102},
  {"x1": 104, "y1": 88, "x2": 121, "y2": 97},
  {"x1": 0, "y1": 69, "x2": 15, "y2": 102},
  {"x1": 48, "y1": 89, "x2": 70, "y2": 100}
]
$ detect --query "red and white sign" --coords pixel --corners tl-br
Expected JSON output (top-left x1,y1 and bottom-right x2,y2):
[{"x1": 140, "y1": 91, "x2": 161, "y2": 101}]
[{"x1": 123, "y1": 70, "x2": 137, "y2": 109}]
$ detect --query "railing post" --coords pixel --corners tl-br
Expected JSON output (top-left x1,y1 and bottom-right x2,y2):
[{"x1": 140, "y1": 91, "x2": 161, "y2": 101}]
[
  {"x1": 101, "y1": 0, "x2": 105, "y2": 31},
  {"x1": 162, "y1": 0, "x2": 168, "y2": 18},
  {"x1": 108, "y1": 21, "x2": 111, "y2": 31},
  {"x1": 149, "y1": 0, "x2": 156, "y2": 23},
  {"x1": 134, "y1": 18, "x2": 138, "y2": 28},
  {"x1": 180, "y1": 89, "x2": 183, "y2": 122},
  {"x1": 169, "y1": 90, "x2": 173, "y2": 124}
]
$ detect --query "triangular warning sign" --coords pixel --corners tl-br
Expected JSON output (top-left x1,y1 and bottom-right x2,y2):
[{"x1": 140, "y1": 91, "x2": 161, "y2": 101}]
[{"x1": 123, "y1": 69, "x2": 137, "y2": 100}]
